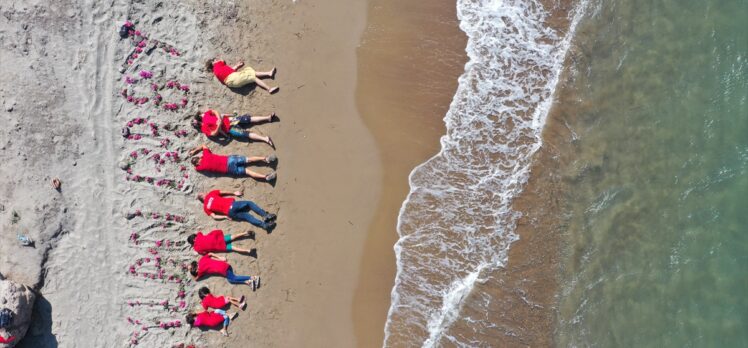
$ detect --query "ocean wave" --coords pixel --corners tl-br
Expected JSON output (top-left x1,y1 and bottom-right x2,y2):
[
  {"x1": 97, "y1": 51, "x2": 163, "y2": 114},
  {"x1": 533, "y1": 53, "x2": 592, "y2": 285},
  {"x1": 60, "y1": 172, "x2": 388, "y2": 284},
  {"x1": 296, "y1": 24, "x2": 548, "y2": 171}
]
[{"x1": 384, "y1": 0, "x2": 587, "y2": 346}]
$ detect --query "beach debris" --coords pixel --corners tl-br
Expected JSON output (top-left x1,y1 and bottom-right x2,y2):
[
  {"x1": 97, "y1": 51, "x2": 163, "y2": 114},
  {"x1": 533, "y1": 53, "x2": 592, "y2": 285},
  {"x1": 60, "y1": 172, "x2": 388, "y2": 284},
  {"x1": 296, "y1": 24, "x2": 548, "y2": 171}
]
[
  {"x1": 17, "y1": 234, "x2": 34, "y2": 247},
  {"x1": 51, "y1": 178, "x2": 61, "y2": 191},
  {"x1": 0, "y1": 278, "x2": 35, "y2": 346},
  {"x1": 10, "y1": 211, "x2": 20, "y2": 225}
]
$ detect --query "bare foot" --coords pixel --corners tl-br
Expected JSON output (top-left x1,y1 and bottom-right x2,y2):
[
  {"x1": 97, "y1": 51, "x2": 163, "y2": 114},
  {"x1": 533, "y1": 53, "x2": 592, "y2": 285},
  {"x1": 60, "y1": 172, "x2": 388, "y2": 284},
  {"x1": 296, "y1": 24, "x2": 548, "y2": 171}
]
[
  {"x1": 52, "y1": 178, "x2": 61, "y2": 191},
  {"x1": 268, "y1": 86, "x2": 279, "y2": 94},
  {"x1": 267, "y1": 136, "x2": 275, "y2": 149},
  {"x1": 270, "y1": 67, "x2": 277, "y2": 79}
]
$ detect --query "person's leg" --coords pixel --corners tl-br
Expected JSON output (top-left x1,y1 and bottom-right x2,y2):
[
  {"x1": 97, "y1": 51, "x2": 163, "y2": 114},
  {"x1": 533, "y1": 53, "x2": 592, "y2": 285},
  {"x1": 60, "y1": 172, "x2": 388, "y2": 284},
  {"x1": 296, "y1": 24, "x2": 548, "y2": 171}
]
[
  {"x1": 243, "y1": 167, "x2": 271, "y2": 181},
  {"x1": 230, "y1": 245, "x2": 254, "y2": 254},
  {"x1": 228, "y1": 230, "x2": 253, "y2": 242},
  {"x1": 229, "y1": 127, "x2": 272, "y2": 145},
  {"x1": 246, "y1": 155, "x2": 276, "y2": 164},
  {"x1": 229, "y1": 201, "x2": 268, "y2": 228},
  {"x1": 254, "y1": 79, "x2": 278, "y2": 94},
  {"x1": 225, "y1": 267, "x2": 252, "y2": 284},
  {"x1": 255, "y1": 67, "x2": 276, "y2": 78}
]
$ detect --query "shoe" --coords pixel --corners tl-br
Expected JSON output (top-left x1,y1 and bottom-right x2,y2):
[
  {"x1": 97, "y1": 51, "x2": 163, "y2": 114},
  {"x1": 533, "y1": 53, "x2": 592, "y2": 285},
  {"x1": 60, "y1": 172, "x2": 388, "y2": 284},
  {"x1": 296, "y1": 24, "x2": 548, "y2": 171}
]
[
  {"x1": 264, "y1": 213, "x2": 277, "y2": 222},
  {"x1": 264, "y1": 221, "x2": 276, "y2": 230},
  {"x1": 265, "y1": 171, "x2": 277, "y2": 181}
]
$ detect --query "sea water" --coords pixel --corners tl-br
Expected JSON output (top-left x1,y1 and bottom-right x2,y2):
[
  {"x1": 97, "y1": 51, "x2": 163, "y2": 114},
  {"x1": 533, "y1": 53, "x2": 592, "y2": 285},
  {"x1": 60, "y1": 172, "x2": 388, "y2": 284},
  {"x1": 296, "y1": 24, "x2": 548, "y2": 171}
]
[
  {"x1": 556, "y1": 0, "x2": 748, "y2": 346},
  {"x1": 384, "y1": 0, "x2": 585, "y2": 345},
  {"x1": 384, "y1": 0, "x2": 747, "y2": 346}
]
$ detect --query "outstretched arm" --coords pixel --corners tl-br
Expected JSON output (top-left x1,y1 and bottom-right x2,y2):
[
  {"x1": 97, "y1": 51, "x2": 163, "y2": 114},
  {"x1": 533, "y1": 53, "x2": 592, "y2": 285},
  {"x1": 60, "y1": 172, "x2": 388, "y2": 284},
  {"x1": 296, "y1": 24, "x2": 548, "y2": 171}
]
[
  {"x1": 207, "y1": 253, "x2": 227, "y2": 262},
  {"x1": 231, "y1": 60, "x2": 245, "y2": 70},
  {"x1": 209, "y1": 213, "x2": 227, "y2": 221},
  {"x1": 189, "y1": 144, "x2": 207, "y2": 156},
  {"x1": 219, "y1": 190, "x2": 242, "y2": 197}
]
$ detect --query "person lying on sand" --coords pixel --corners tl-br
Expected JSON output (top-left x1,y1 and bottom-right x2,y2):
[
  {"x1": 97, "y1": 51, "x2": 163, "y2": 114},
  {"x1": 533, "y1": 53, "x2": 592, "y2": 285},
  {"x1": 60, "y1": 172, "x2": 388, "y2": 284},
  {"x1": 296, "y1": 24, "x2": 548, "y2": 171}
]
[
  {"x1": 188, "y1": 144, "x2": 277, "y2": 181},
  {"x1": 193, "y1": 109, "x2": 276, "y2": 147},
  {"x1": 187, "y1": 229, "x2": 255, "y2": 255},
  {"x1": 189, "y1": 253, "x2": 260, "y2": 289},
  {"x1": 206, "y1": 58, "x2": 278, "y2": 94},
  {"x1": 186, "y1": 309, "x2": 238, "y2": 336},
  {"x1": 198, "y1": 286, "x2": 247, "y2": 311},
  {"x1": 198, "y1": 189, "x2": 277, "y2": 230}
]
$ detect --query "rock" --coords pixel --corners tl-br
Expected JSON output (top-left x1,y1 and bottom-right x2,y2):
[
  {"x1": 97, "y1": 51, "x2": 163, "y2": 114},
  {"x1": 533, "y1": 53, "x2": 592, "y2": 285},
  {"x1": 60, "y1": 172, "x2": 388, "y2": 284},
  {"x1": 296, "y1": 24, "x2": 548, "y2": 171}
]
[{"x1": 0, "y1": 279, "x2": 35, "y2": 347}]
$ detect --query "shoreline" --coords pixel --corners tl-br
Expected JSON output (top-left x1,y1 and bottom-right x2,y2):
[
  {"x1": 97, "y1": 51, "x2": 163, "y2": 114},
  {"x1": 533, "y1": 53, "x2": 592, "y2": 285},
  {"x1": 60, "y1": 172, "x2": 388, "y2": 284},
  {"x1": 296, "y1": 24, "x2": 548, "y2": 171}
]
[{"x1": 354, "y1": 0, "x2": 468, "y2": 346}]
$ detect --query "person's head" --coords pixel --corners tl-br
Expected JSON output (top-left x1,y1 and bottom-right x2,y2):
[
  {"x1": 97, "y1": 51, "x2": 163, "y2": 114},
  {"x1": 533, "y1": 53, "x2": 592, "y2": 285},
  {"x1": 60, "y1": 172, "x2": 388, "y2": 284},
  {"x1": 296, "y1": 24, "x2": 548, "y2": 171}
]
[
  {"x1": 197, "y1": 193, "x2": 205, "y2": 202},
  {"x1": 191, "y1": 113, "x2": 202, "y2": 129},
  {"x1": 198, "y1": 286, "x2": 211, "y2": 299},
  {"x1": 185, "y1": 313, "x2": 196, "y2": 326},
  {"x1": 204, "y1": 58, "x2": 216, "y2": 72},
  {"x1": 189, "y1": 261, "x2": 198, "y2": 277},
  {"x1": 187, "y1": 234, "x2": 196, "y2": 245},
  {"x1": 190, "y1": 156, "x2": 200, "y2": 167}
]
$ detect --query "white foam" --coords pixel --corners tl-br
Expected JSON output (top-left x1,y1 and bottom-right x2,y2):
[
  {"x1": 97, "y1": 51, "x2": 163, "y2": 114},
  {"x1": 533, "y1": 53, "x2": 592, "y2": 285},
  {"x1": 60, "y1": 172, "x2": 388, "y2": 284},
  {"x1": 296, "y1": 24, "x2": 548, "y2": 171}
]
[{"x1": 383, "y1": 0, "x2": 588, "y2": 346}]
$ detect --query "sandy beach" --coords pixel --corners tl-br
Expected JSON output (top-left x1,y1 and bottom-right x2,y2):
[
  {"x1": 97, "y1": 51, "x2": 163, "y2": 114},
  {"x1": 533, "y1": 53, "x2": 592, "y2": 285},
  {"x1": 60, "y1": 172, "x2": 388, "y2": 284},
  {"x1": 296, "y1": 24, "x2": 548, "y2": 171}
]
[
  {"x1": 0, "y1": 0, "x2": 412, "y2": 346},
  {"x1": 0, "y1": 0, "x2": 474, "y2": 345}
]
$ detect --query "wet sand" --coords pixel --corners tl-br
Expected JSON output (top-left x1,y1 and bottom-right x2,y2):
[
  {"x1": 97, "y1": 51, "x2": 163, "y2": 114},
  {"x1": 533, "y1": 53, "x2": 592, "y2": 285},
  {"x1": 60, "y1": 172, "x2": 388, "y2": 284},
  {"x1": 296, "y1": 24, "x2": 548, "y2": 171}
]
[{"x1": 354, "y1": 0, "x2": 467, "y2": 346}]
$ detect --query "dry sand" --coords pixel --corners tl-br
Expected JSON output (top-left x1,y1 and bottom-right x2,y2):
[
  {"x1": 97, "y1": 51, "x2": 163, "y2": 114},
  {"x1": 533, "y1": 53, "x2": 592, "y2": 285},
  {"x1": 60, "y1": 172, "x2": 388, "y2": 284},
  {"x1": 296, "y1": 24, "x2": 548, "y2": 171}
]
[{"x1": 1, "y1": 0, "x2": 388, "y2": 347}]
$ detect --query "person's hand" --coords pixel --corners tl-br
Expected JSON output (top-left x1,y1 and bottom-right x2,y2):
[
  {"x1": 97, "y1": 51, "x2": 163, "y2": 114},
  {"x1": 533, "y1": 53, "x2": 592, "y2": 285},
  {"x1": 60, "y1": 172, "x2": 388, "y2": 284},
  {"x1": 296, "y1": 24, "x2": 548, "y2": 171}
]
[{"x1": 234, "y1": 191, "x2": 242, "y2": 197}]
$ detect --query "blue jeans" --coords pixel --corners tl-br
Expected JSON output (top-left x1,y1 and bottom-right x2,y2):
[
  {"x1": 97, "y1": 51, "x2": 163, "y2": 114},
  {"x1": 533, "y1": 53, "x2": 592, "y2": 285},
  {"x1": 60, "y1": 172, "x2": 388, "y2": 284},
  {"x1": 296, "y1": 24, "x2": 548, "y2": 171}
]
[
  {"x1": 225, "y1": 266, "x2": 251, "y2": 285},
  {"x1": 215, "y1": 309, "x2": 230, "y2": 327},
  {"x1": 228, "y1": 200, "x2": 269, "y2": 228},
  {"x1": 227, "y1": 115, "x2": 253, "y2": 140},
  {"x1": 226, "y1": 156, "x2": 246, "y2": 176}
]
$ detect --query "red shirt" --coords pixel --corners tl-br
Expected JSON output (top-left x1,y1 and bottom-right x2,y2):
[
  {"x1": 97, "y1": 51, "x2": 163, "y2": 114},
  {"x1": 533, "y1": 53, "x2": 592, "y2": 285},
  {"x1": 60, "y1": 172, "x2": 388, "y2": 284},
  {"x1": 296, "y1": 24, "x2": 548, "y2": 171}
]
[
  {"x1": 201, "y1": 294, "x2": 228, "y2": 309},
  {"x1": 212, "y1": 60, "x2": 234, "y2": 84},
  {"x1": 194, "y1": 311, "x2": 225, "y2": 327},
  {"x1": 196, "y1": 148, "x2": 228, "y2": 173},
  {"x1": 203, "y1": 190, "x2": 234, "y2": 216},
  {"x1": 201, "y1": 110, "x2": 231, "y2": 136},
  {"x1": 196, "y1": 255, "x2": 230, "y2": 278},
  {"x1": 193, "y1": 230, "x2": 227, "y2": 254}
]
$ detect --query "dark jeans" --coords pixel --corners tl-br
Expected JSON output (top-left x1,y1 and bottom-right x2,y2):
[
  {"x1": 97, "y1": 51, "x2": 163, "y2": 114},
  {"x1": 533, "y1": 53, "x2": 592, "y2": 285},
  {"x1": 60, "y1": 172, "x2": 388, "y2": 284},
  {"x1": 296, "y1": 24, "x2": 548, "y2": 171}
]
[
  {"x1": 225, "y1": 266, "x2": 251, "y2": 284},
  {"x1": 228, "y1": 200, "x2": 269, "y2": 228}
]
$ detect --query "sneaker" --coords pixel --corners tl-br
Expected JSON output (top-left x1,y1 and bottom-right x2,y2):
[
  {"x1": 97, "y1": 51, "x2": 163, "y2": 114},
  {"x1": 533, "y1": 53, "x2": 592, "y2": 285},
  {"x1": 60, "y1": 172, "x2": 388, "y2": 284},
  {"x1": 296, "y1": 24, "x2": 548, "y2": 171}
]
[
  {"x1": 265, "y1": 171, "x2": 277, "y2": 181},
  {"x1": 264, "y1": 213, "x2": 277, "y2": 222},
  {"x1": 264, "y1": 221, "x2": 276, "y2": 230}
]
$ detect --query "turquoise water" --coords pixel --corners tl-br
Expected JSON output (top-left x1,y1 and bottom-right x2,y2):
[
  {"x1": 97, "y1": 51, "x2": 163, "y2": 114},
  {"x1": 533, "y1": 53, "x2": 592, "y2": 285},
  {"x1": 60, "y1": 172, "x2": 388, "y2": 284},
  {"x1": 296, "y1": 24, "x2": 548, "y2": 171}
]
[{"x1": 555, "y1": 0, "x2": 748, "y2": 346}]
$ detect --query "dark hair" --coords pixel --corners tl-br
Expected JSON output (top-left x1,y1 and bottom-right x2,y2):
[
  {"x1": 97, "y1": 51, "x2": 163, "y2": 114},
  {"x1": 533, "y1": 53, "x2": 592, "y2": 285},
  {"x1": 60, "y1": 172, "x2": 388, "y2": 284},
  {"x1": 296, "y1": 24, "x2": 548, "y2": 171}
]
[
  {"x1": 191, "y1": 114, "x2": 202, "y2": 129},
  {"x1": 186, "y1": 313, "x2": 196, "y2": 326},
  {"x1": 187, "y1": 234, "x2": 196, "y2": 245},
  {"x1": 189, "y1": 261, "x2": 198, "y2": 277},
  {"x1": 204, "y1": 59, "x2": 214, "y2": 71},
  {"x1": 198, "y1": 287, "x2": 211, "y2": 299},
  {"x1": 197, "y1": 193, "x2": 205, "y2": 201},
  {"x1": 190, "y1": 156, "x2": 200, "y2": 167}
]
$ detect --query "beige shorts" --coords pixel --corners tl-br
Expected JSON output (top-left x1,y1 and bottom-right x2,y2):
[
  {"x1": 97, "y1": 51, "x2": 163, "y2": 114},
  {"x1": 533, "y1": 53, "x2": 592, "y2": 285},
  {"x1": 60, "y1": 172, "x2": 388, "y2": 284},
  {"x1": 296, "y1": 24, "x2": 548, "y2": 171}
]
[{"x1": 224, "y1": 67, "x2": 256, "y2": 88}]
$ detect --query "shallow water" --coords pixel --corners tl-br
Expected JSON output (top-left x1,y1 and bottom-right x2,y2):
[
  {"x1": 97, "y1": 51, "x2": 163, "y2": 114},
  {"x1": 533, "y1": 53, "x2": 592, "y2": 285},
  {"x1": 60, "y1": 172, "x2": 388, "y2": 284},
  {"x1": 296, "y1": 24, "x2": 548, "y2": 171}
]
[{"x1": 555, "y1": 0, "x2": 748, "y2": 346}]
